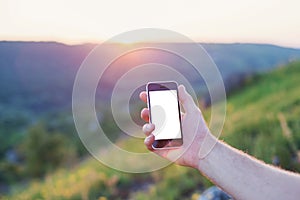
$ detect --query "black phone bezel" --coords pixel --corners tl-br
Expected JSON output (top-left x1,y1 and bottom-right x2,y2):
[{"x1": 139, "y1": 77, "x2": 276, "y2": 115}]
[{"x1": 146, "y1": 81, "x2": 183, "y2": 149}]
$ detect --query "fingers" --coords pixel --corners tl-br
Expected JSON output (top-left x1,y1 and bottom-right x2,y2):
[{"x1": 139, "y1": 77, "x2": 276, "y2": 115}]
[
  {"x1": 140, "y1": 91, "x2": 149, "y2": 122},
  {"x1": 143, "y1": 124, "x2": 155, "y2": 151},
  {"x1": 178, "y1": 85, "x2": 197, "y2": 113},
  {"x1": 139, "y1": 91, "x2": 147, "y2": 103},
  {"x1": 144, "y1": 134, "x2": 155, "y2": 151},
  {"x1": 142, "y1": 123, "x2": 155, "y2": 136},
  {"x1": 140, "y1": 108, "x2": 149, "y2": 122}
]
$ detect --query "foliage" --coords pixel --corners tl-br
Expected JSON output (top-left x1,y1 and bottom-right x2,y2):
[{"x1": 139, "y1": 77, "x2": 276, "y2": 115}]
[
  {"x1": 19, "y1": 123, "x2": 77, "y2": 178},
  {"x1": 4, "y1": 61, "x2": 300, "y2": 199},
  {"x1": 223, "y1": 61, "x2": 300, "y2": 170}
]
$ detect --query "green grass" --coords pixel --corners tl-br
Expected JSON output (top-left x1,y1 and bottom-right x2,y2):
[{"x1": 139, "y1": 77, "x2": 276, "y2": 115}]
[
  {"x1": 3, "y1": 61, "x2": 300, "y2": 200},
  {"x1": 3, "y1": 148, "x2": 205, "y2": 200},
  {"x1": 223, "y1": 62, "x2": 300, "y2": 169}
]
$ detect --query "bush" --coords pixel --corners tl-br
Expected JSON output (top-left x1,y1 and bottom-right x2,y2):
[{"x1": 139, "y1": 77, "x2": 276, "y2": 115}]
[{"x1": 20, "y1": 123, "x2": 76, "y2": 177}]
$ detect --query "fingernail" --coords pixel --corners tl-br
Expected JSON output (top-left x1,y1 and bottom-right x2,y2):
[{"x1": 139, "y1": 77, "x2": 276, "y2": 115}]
[
  {"x1": 145, "y1": 136, "x2": 150, "y2": 143},
  {"x1": 145, "y1": 136, "x2": 152, "y2": 144},
  {"x1": 146, "y1": 124, "x2": 152, "y2": 131}
]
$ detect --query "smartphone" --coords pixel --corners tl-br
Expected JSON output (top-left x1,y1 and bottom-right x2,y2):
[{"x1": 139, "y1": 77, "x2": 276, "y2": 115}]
[{"x1": 146, "y1": 81, "x2": 183, "y2": 149}]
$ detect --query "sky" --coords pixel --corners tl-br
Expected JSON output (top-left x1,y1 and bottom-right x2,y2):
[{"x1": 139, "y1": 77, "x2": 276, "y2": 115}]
[{"x1": 0, "y1": 0, "x2": 300, "y2": 48}]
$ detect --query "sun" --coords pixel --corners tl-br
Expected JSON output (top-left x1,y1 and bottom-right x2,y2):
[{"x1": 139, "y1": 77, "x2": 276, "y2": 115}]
[{"x1": 110, "y1": 37, "x2": 145, "y2": 45}]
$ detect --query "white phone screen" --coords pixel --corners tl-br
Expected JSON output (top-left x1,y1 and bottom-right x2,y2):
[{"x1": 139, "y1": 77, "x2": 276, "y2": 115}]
[{"x1": 149, "y1": 90, "x2": 182, "y2": 140}]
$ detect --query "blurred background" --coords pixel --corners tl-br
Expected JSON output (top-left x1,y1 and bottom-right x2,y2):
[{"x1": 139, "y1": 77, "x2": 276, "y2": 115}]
[{"x1": 1, "y1": 0, "x2": 300, "y2": 199}]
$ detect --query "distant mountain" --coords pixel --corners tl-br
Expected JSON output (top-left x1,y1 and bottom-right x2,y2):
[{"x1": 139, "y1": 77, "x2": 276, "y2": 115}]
[
  {"x1": 0, "y1": 41, "x2": 300, "y2": 116},
  {"x1": 0, "y1": 41, "x2": 93, "y2": 112},
  {"x1": 204, "y1": 43, "x2": 300, "y2": 73}
]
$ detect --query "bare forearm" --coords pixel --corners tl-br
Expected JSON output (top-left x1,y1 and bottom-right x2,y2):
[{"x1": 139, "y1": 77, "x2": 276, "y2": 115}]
[{"x1": 198, "y1": 135, "x2": 300, "y2": 200}]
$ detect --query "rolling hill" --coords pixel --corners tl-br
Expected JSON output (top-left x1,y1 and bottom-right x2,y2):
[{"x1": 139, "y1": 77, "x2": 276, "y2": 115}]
[
  {"x1": 1, "y1": 41, "x2": 300, "y2": 116},
  {"x1": 1, "y1": 41, "x2": 300, "y2": 194},
  {"x1": 5, "y1": 61, "x2": 300, "y2": 200}
]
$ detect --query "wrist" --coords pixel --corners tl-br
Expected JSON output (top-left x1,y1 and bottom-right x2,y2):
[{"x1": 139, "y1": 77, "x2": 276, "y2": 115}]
[{"x1": 196, "y1": 133, "x2": 219, "y2": 171}]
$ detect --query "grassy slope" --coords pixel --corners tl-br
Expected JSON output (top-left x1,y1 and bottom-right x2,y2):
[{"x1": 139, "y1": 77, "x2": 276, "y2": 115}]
[
  {"x1": 3, "y1": 61, "x2": 300, "y2": 200},
  {"x1": 223, "y1": 61, "x2": 300, "y2": 168}
]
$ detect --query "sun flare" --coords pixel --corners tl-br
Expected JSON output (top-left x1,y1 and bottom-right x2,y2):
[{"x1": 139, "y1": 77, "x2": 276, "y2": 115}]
[{"x1": 110, "y1": 37, "x2": 145, "y2": 45}]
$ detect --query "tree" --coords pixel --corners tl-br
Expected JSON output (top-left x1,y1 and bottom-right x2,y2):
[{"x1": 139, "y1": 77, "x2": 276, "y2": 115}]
[{"x1": 21, "y1": 123, "x2": 72, "y2": 177}]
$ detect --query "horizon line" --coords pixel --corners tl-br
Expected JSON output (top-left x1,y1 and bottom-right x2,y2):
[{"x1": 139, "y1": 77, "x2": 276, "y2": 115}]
[{"x1": 1, "y1": 39, "x2": 300, "y2": 50}]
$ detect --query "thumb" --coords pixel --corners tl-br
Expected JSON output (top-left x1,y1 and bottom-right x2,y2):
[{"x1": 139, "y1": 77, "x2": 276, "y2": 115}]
[{"x1": 178, "y1": 85, "x2": 197, "y2": 113}]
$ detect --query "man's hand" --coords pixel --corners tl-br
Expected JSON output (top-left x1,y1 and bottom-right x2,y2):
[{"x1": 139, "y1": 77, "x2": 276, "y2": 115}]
[{"x1": 140, "y1": 85, "x2": 211, "y2": 169}]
